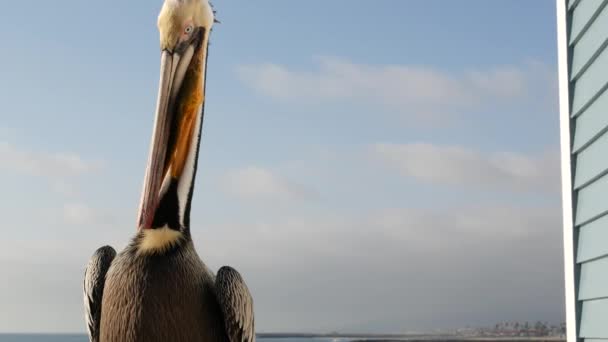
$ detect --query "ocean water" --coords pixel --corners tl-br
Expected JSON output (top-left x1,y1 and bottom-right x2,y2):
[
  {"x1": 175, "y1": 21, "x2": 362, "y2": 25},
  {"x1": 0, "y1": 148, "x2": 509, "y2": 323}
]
[
  {"x1": 0, "y1": 335, "x2": 86, "y2": 342},
  {"x1": 0, "y1": 336, "x2": 331, "y2": 342}
]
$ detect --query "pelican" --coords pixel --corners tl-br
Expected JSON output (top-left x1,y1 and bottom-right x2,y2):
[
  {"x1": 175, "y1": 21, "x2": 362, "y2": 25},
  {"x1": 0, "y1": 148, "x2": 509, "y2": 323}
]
[{"x1": 83, "y1": 1, "x2": 255, "y2": 341}]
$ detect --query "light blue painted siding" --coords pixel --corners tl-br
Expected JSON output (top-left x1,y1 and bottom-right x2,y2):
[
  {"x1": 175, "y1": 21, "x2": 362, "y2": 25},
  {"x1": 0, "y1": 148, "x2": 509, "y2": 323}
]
[
  {"x1": 567, "y1": 0, "x2": 608, "y2": 340},
  {"x1": 579, "y1": 257, "x2": 608, "y2": 299},
  {"x1": 570, "y1": 0, "x2": 608, "y2": 79},
  {"x1": 569, "y1": 0, "x2": 607, "y2": 47},
  {"x1": 571, "y1": 45, "x2": 608, "y2": 116},
  {"x1": 573, "y1": 133, "x2": 608, "y2": 188},
  {"x1": 578, "y1": 215, "x2": 608, "y2": 262},
  {"x1": 575, "y1": 174, "x2": 608, "y2": 225},
  {"x1": 580, "y1": 299, "x2": 608, "y2": 338},
  {"x1": 572, "y1": 90, "x2": 608, "y2": 153},
  {"x1": 569, "y1": 0, "x2": 582, "y2": 11}
]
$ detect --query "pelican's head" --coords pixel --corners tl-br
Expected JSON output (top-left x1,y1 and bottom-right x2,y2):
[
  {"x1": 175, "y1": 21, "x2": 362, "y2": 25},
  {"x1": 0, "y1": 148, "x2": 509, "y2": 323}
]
[
  {"x1": 157, "y1": 0, "x2": 215, "y2": 53},
  {"x1": 136, "y1": 0, "x2": 215, "y2": 240}
]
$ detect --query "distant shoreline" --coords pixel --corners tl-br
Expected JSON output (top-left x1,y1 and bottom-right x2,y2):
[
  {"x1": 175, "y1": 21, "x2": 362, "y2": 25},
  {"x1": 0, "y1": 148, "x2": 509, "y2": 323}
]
[
  {"x1": 256, "y1": 334, "x2": 565, "y2": 342},
  {"x1": 0, "y1": 333, "x2": 566, "y2": 342},
  {"x1": 257, "y1": 334, "x2": 448, "y2": 338},
  {"x1": 349, "y1": 339, "x2": 565, "y2": 342}
]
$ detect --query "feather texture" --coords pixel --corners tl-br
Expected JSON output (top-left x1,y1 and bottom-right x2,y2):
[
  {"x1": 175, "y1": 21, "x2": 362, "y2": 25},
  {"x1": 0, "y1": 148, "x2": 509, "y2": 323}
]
[
  {"x1": 83, "y1": 245, "x2": 116, "y2": 342},
  {"x1": 215, "y1": 266, "x2": 255, "y2": 342}
]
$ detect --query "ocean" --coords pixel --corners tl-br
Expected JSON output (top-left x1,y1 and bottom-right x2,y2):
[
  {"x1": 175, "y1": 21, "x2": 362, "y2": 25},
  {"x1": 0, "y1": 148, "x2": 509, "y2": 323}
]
[
  {"x1": 0, "y1": 335, "x2": 86, "y2": 342},
  {"x1": 0, "y1": 336, "x2": 568, "y2": 342},
  {"x1": 0, "y1": 336, "x2": 334, "y2": 342}
]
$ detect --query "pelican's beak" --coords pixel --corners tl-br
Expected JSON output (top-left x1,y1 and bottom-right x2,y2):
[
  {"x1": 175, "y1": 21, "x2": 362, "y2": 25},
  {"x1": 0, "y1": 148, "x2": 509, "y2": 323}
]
[{"x1": 137, "y1": 28, "x2": 206, "y2": 230}]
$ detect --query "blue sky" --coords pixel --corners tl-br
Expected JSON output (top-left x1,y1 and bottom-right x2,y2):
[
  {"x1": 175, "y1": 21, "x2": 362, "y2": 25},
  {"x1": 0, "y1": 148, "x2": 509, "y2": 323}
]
[{"x1": 0, "y1": 0, "x2": 563, "y2": 334}]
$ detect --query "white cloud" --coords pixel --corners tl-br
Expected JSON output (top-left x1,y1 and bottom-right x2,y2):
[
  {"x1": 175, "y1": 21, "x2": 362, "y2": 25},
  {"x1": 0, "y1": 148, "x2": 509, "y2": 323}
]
[
  {"x1": 0, "y1": 142, "x2": 102, "y2": 177},
  {"x1": 199, "y1": 204, "x2": 563, "y2": 332},
  {"x1": 63, "y1": 203, "x2": 100, "y2": 225},
  {"x1": 51, "y1": 180, "x2": 79, "y2": 197},
  {"x1": 372, "y1": 142, "x2": 559, "y2": 194},
  {"x1": 237, "y1": 57, "x2": 555, "y2": 118},
  {"x1": 0, "y1": 142, "x2": 103, "y2": 197},
  {"x1": 222, "y1": 166, "x2": 316, "y2": 201}
]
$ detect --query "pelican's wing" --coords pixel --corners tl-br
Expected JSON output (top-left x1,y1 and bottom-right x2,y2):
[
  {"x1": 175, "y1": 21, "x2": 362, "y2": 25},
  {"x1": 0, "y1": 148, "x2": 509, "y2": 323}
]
[
  {"x1": 215, "y1": 266, "x2": 255, "y2": 342},
  {"x1": 83, "y1": 245, "x2": 116, "y2": 342}
]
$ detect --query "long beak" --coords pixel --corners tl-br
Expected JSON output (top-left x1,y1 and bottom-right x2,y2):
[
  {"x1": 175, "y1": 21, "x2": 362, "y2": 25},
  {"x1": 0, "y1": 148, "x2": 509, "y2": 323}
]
[{"x1": 137, "y1": 29, "x2": 205, "y2": 230}]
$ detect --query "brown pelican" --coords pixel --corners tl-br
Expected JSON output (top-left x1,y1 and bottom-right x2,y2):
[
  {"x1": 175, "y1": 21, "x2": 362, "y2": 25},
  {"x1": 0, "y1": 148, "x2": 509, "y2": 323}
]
[{"x1": 83, "y1": 1, "x2": 255, "y2": 341}]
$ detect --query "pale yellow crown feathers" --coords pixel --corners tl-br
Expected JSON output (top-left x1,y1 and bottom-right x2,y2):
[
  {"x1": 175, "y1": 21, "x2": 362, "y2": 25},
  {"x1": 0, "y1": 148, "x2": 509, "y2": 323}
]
[{"x1": 157, "y1": 0, "x2": 215, "y2": 50}]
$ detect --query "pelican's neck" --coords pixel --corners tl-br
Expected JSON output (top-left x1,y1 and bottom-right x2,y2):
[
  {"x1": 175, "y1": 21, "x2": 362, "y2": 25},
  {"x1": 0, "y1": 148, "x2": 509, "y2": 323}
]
[{"x1": 174, "y1": 29, "x2": 210, "y2": 231}]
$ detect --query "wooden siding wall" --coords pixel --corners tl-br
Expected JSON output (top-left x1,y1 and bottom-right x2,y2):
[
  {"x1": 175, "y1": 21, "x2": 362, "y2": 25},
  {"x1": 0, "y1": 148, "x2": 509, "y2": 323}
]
[{"x1": 567, "y1": 0, "x2": 608, "y2": 339}]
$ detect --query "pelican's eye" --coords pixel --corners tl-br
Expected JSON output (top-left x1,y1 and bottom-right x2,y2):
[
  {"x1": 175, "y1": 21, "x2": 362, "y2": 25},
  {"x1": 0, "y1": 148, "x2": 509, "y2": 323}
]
[{"x1": 184, "y1": 25, "x2": 193, "y2": 35}]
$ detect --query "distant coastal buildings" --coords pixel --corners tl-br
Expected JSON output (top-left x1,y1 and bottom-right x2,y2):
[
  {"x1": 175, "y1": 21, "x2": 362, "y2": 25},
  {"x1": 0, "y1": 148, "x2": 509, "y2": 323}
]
[
  {"x1": 456, "y1": 321, "x2": 566, "y2": 338},
  {"x1": 257, "y1": 322, "x2": 567, "y2": 340}
]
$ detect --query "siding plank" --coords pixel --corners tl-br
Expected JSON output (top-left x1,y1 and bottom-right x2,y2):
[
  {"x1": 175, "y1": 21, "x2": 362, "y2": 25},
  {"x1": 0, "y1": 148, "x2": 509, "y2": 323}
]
[
  {"x1": 570, "y1": 0, "x2": 608, "y2": 46},
  {"x1": 580, "y1": 298, "x2": 608, "y2": 338},
  {"x1": 579, "y1": 256, "x2": 608, "y2": 300},
  {"x1": 571, "y1": 46, "x2": 608, "y2": 117},
  {"x1": 569, "y1": 0, "x2": 582, "y2": 11},
  {"x1": 578, "y1": 215, "x2": 608, "y2": 262},
  {"x1": 575, "y1": 174, "x2": 608, "y2": 225},
  {"x1": 571, "y1": 3, "x2": 608, "y2": 79},
  {"x1": 572, "y1": 90, "x2": 608, "y2": 152},
  {"x1": 574, "y1": 131, "x2": 608, "y2": 188}
]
